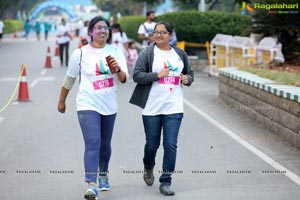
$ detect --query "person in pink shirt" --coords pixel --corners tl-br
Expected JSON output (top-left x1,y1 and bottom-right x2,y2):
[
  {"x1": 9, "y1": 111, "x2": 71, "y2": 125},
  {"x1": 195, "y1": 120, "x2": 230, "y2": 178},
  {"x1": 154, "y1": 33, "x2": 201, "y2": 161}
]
[{"x1": 125, "y1": 41, "x2": 138, "y2": 77}]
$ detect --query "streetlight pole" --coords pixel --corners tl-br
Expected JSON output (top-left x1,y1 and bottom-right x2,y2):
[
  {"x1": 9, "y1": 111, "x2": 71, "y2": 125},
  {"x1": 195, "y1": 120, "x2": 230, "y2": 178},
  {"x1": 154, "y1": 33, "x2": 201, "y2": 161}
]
[{"x1": 198, "y1": 0, "x2": 206, "y2": 12}]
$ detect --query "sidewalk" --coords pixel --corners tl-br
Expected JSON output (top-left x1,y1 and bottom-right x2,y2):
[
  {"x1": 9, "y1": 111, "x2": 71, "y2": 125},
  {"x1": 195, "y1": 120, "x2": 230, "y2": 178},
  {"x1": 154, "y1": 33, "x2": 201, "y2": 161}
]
[{"x1": 184, "y1": 70, "x2": 300, "y2": 175}]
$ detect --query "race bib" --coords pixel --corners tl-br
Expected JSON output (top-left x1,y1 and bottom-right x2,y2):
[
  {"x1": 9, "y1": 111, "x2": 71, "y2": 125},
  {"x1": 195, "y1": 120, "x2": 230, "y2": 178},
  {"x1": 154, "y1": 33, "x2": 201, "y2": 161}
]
[
  {"x1": 158, "y1": 76, "x2": 180, "y2": 85},
  {"x1": 93, "y1": 77, "x2": 114, "y2": 90}
]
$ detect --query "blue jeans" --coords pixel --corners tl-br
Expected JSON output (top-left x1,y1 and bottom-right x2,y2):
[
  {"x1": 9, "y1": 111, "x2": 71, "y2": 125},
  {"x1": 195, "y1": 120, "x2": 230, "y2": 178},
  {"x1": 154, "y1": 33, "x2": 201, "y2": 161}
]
[
  {"x1": 77, "y1": 110, "x2": 116, "y2": 183},
  {"x1": 142, "y1": 113, "x2": 183, "y2": 186}
]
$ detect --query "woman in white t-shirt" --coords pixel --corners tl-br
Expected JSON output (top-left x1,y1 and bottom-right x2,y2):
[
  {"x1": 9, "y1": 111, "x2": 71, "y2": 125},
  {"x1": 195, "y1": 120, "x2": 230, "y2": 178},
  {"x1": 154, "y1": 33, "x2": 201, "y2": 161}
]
[
  {"x1": 57, "y1": 16, "x2": 128, "y2": 200},
  {"x1": 111, "y1": 23, "x2": 128, "y2": 54},
  {"x1": 130, "y1": 21, "x2": 194, "y2": 196},
  {"x1": 79, "y1": 20, "x2": 90, "y2": 48}
]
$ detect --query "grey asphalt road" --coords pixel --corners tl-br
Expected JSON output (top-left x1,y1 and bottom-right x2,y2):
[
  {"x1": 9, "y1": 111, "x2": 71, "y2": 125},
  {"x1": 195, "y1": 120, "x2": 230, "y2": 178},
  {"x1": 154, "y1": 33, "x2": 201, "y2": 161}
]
[{"x1": 0, "y1": 33, "x2": 300, "y2": 200}]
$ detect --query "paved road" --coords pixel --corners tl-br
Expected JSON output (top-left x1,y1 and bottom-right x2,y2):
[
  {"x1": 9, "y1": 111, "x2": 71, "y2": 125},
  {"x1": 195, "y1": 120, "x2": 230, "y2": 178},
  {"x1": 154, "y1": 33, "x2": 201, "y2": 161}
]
[{"x1": 0, "y1": 33, "x2": 300, "y2": 200}]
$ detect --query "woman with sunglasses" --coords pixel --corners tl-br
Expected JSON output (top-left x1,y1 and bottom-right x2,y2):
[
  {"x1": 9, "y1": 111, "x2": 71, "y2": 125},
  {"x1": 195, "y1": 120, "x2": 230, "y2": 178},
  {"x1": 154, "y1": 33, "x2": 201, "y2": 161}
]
[
  {"x1": 58, "y1": 16, "x2": 128, "y2": 200},
  {"x1": 130, "y1": 21, "x2": 194, "y2": 196}
]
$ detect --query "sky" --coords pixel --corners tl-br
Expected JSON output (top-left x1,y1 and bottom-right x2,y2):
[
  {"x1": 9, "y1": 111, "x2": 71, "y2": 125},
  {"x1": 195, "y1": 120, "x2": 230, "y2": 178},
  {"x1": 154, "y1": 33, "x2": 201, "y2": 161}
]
[{"x1": 156, "y1": 0, "x2": 173, "y2": 15}]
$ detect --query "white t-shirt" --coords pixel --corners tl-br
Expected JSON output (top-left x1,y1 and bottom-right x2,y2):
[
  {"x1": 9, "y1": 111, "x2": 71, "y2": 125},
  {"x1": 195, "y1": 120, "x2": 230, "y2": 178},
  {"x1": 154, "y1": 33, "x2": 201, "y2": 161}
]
[
  {"x1": 56, "y1": 24, "x2": 71, "y2": 44},
  {"x1": 137, "y1": 22, "x2": 156, "y2": 47},
  {"x1": 67, "y1": 44, "x2": 128, "y2": 115},
  {"x1": 143, "y1": 46, "x2": 184, "y2": 116},
  {"x1": 79, "y1": 26, "x2": 90, "y2": 43},
  {"x1": 112, "y1": 32, "x2": 128, "y2": 53}
]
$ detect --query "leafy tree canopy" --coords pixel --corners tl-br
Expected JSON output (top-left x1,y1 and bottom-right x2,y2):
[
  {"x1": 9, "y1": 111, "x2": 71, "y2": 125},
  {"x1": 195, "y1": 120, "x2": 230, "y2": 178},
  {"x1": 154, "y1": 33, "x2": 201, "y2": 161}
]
[
  {"x1": 250, "y1": 0, "x2": 300, "y2": 63},
  {"x1": 0, "y1": 0, "x2": 43, "y2": 19}
]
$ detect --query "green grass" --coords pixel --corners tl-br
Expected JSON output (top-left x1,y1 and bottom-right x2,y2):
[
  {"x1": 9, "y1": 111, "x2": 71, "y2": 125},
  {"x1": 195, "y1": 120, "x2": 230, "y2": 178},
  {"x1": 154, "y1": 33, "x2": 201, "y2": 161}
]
[{"x1": 238, "y1": 66, "x2": 300, "y2": 87}]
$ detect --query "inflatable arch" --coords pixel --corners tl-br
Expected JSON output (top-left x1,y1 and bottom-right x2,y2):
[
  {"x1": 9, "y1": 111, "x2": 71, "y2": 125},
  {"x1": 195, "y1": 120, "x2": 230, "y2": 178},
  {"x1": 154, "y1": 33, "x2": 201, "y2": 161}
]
[{"x1": 30, "y1": 1, "x2": 77, "y2": 20}]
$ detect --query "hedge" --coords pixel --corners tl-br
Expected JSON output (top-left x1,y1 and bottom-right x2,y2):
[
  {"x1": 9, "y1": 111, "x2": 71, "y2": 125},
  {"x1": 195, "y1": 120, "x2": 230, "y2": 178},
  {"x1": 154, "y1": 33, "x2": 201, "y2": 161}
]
[
  {"x1": 118, "y1": 16, "x2": 145, "y2": 42},
  {"x1": 3, "y1": 20, "x2": 24, "y2": 34},
  {"x1": 119, "y1": 11, "x2": 251, "y2": 43}
]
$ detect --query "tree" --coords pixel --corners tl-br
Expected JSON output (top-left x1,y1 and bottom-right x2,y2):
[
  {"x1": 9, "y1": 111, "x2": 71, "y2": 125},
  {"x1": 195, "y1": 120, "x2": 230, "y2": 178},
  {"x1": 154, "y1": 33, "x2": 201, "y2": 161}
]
[
  {"x1": 172, "y1": 0, "x2": 245, "y2": 11},
  {"x1": 250, "y1": 0, "x2": 300, "y2": 64},
  {"x1": 170, "y1": 0, "x2": 254, "y2": 11},
  {"x1": 0, "y1": 0, "x2": 43, "y2": 19},
  {"x1": 93, "y1": 0, "x2": 150, "y2": 16},
  {"x1": 131, "y1": 0, "x2": 166, "y2": 12},
  {"x1": 0, "y1": 0, "x2": 16, "y2": 18},
  {"x1": 172, "y1": 0, "x2": 199, "y2": 10},
  {"x1": 130, "y1": 0, "x2": 166, "y2": 6}
]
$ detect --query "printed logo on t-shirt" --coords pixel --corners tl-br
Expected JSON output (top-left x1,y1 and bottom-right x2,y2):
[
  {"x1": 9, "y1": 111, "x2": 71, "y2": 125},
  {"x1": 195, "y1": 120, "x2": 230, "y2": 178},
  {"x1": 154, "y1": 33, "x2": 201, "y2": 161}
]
[
  {"x1": 164, "y1": 60, "x2": 178, "y2": 72},
  {"x1": 93, "y1": 58, "x2": 114, "y2": 91},
  {"x1": 95, "y1": 59, "x2": 110, "y2": 76},
  {"x1": 113, "y1": 39, "x2": 121, "y2": 47},
  {"x1": 159, "y1": 60, "x2": 180, "y2": 92}
]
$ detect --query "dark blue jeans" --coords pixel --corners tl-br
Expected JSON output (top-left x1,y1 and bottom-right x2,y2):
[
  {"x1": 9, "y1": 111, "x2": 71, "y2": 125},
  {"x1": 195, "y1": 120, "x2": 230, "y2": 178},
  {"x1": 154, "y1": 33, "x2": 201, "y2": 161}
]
[
  {"x1": 59, "y1": 41, "x2": 69, "y2": 66},
  {"x1": 77, "y1": 110, "x2": 116, "y2": 183},
  {"x1": 142, "y1": 113, "x2": 183, "y2": 186}
]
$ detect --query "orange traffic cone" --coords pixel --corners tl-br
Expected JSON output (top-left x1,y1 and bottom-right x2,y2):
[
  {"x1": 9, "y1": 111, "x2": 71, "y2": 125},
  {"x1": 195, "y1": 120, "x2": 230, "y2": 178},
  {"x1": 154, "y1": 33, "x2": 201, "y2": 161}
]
[
  {"x1": 18, "y1": 65, "x2": 30, "y2": 101},
  {"x1": 55, "y1": 41, "x2": 60, "y2": 56},
  {"x1": 45, "y1": 46, "x2": 52, "y2": 68}
]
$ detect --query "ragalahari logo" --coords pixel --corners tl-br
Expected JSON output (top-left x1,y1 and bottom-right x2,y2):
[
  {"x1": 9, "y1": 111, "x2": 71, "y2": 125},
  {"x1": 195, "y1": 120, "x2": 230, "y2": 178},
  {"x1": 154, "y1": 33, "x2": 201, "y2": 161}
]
[{"x1": 241, "y1": 2, "x2": 255, "y2": 14}]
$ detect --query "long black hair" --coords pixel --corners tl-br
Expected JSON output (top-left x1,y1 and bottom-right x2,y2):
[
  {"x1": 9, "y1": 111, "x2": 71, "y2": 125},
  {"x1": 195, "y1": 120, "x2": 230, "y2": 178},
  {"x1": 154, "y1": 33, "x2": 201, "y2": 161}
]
[
  {"x1": 154, "y1": 21, "x2": 174, "y2": 34},
  {"x1": 111, "y1": 23, "x2": 124, "y2": 37},
  {"x1": 88, "y1": 16, "x2": 112, "y2": 44}
]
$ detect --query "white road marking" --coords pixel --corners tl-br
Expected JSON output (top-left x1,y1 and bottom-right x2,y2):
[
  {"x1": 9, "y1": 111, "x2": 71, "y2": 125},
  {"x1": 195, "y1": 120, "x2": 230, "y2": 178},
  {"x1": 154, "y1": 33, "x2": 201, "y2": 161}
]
[
  {"x1": 30, "y1": 78, "x2": 40, "y2": 88},
  {"x1": 184, "y1": 98, "x2": 300, "y2": 186},
  {"x1": 0, "y1": 117, "x2": 4, "y2": 123},
  {"x1": 41, "y1": 69, "x2": 48, "y2": 76},
  {"x1": 40, "y1": 77, "x2": 55, "y2": 81},
  {"x1": 30, "y1": 76, "x2": 55, "y2": 88},
  {"x1": 0, "y1": 77, "x2": 18, "y2": 82},
  {"x1": 12, "y1": 102, "x2": 19, "y2": 106}
]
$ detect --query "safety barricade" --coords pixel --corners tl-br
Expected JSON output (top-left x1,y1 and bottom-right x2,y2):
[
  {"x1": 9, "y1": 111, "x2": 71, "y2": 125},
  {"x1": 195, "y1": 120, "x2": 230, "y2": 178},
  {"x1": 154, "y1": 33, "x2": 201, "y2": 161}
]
[
  {"x1": 210, "y1": 34, "x2": 233, "y2": 76},
  {"x1": 176, "y1": 41, "x2": 210, "y2": 72},
  {"x1": 255, "y1": 37, "x2": 284, "y2": 64},
  {"x1": 210, "y1": 34, "x2": 285, "y2": 77},
  {"x1": 228, "y1": 36, "x2": 256, "y2": 68}
]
